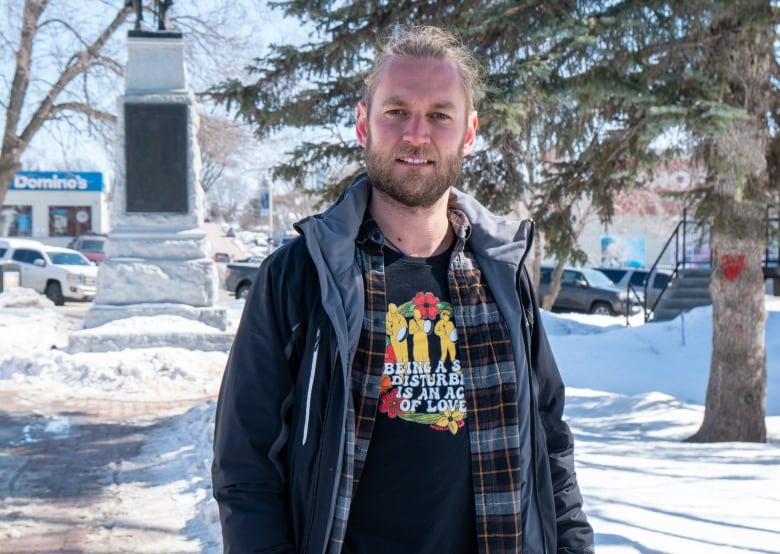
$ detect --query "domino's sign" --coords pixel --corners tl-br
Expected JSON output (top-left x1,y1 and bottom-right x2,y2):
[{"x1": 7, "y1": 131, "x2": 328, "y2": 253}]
[{"x1": 11, "y1": 171, "x2": 103, "y2": 192}]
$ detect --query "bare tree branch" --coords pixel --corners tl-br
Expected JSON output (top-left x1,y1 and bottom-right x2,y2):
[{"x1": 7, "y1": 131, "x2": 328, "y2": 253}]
[
  {"x1": 17, "y1": 6, "x2": 132, "y2": 148},
  {"x1": 51, "y1": 102, "x2": 116, "y2": 123}
]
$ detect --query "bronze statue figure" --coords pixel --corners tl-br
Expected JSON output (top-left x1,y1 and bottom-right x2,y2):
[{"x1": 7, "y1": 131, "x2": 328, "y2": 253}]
[
  {"x1": 127, "y1": 0, "x2": 143, "y2": 31},
  {"x1": 155, "y1": 0, "x2": 174, "y2": 31},
  {"x1": 126, "y1": 0, "x2": 174, "y2": 32}
]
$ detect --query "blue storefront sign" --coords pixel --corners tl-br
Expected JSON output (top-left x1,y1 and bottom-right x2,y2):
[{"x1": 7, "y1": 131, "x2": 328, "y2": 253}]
[{"x1": 11, "y1": 171, "x2": 103, "y2": 192}]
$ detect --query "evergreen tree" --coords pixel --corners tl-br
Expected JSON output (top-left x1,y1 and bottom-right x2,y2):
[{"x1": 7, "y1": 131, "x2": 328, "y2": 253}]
[
  {"x1": 209, "y1": 0, "x2": 778, "y2": 442},
  {"x1": 539, "y1": 0, "x2": 777, "y2": 442}
]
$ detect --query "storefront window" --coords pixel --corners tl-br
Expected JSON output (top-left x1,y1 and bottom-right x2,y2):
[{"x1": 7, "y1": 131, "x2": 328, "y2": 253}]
[
  {"x1": 1, "y1": 205, "x2": 33, "y2": 236},
  {"x1": 48, "y1": 206, "x2": 92, "y2": 237}
]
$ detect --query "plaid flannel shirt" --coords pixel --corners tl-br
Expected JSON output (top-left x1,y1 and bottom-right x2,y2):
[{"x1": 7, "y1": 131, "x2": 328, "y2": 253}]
[{"x1": 328, "y1": 212, "x2": 523, "y2": 553}]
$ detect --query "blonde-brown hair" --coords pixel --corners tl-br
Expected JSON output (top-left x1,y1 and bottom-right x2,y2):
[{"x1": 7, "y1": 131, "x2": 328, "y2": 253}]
[{"x1": 363, "y1": 26, "x2": 484, "y2": 113}]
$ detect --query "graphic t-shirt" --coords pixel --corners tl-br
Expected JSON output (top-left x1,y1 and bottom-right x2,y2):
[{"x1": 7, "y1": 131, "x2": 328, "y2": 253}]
[{"x1": 344, "y1": 247, "x2": 477, "y2": 554}]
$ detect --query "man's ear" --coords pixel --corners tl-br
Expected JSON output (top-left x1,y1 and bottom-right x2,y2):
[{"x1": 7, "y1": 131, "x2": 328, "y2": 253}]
[
  {"x1": 462, "y1": 110, "x2": 478, "y2": 156},
  {"x1": 356, "y1": 101, "x2": 368, "y2": 148}
]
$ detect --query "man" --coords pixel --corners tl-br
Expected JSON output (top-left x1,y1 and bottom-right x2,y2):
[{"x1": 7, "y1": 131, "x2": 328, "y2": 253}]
[{"x1": 212, "y1": 25, "x2": 595, "y2": 554}]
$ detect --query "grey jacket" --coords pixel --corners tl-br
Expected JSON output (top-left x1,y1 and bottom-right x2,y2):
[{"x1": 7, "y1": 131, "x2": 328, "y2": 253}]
[{"x1": 212, "y1": 175, "x2": 594, "y2": 553}]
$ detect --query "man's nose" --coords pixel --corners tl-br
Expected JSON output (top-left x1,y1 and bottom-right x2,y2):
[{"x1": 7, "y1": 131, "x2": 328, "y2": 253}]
[{"x1": 402, "y1": 114, "x2": 431, "y2": 145}]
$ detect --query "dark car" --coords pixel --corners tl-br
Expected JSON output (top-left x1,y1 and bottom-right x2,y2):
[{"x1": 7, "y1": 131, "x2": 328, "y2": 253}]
[
  {"x1": 539, "y1": 265, "x2": 643, "y2": 316},
  {"x1": 224, "y1": 259, "x2": 262, "y2": 299}
]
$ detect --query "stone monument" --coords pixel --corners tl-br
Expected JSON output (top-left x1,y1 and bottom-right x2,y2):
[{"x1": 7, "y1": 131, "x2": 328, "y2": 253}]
[{"x1": 70, "y1": 6, "x2": 231, "y2": 352}]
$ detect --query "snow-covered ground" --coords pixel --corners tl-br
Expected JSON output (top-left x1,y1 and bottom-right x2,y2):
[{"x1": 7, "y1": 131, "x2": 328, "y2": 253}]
[{"x1": 0, "y1": 286, "x2": 778, "y2": 553}]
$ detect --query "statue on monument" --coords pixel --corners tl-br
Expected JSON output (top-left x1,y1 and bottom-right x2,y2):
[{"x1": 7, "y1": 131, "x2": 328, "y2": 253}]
[
  {"x1": 127, "y1": 0, "x2": 143, "y2": 31},
  {"x1": 126, "y1": 0, "x2": 174, "y2": 32},
  {"x1": 155, "y1": 0, "x2": 174, "y2": 31}
]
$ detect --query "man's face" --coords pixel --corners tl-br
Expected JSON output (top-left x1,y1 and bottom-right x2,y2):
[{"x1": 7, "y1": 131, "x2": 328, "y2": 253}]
[{"x1": 356, "y1": 56, "x2": 478, "y2": 209}]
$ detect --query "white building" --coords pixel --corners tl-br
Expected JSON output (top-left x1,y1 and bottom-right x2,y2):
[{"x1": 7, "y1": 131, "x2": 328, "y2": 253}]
[{"x1": 1, "y1": 171, "x2": 109, "y2": 246}]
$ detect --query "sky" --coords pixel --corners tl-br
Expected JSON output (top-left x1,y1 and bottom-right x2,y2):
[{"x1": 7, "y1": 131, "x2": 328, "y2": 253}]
[
  {"x1": 0, "y1": 286, "x2": 778, "y2": 553},
  {"x1": 5, "y1": 0, "x2": 310, "y2": 179}
]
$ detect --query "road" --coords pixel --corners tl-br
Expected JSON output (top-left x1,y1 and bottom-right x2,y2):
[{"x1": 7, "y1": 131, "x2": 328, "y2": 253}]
[
  {"x1": 54, "y1": 298, "x2": 93, "y2": 320},
  {"x1": 201, "y1": 222, "x2": 248, "y2": 262}
]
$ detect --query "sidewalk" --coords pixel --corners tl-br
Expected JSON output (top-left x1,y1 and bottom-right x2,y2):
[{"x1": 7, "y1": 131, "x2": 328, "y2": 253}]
[{"x1": 0, "y1": 389, "x2": 214, "y2": 553}]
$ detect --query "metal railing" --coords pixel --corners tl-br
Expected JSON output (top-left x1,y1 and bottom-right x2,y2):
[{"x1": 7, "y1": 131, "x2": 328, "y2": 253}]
[{"x1": 639, "y1": 205, "x2": 779, "y2": 322}]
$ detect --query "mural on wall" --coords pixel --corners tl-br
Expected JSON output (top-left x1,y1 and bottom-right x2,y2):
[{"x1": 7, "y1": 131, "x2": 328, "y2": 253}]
[
  {"x1": 600, "y1": 235, "x2": 646, "y2": 268},
  {"x1": 577, "y1": 160, "x2": 710, "y2": 266}
]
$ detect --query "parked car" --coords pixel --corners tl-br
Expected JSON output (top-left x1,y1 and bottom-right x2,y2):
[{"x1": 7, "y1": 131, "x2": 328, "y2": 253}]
[
  {"x1": 233, "y1": 254, "x2": 266, "y2": 264},
  {"x1": 0, "y1": 238, "x2": 98, "y2": 305},
  {"x1": 538, "y1": 265, "x2": 642, "y2": 316},
  {"x1": 223, "y1": 259, "x2": 262, "y2": 299},
  {"x1": 212, "y1": 252, "x2": 232, "y2": 263},
  {"x1": 68, "y1": 233, "x2": 108, "y2": 264},
  {"x1": 594, "y1": 266, "x2": 673, "y2": 308},
  {"x1": 269, "y1": 235, "x2": 297, "y2": 251}
]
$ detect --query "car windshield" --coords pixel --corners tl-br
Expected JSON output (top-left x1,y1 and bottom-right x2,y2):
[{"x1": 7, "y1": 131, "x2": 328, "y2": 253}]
[
  {"x1": 582, "y1": 268, "x2": 615, "y2": 287},
  {"x1": 48, "y1": 251, "x2": 90, "y2": 266},
  {"x1": 79, "y1": 239, "x2": 104, "y2": 252},
  {"x1": 596, "y1": 268, "x2": 626, "y2": 284}
]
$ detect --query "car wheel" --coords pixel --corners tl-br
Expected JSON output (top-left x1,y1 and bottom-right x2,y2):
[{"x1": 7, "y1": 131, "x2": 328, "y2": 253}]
[
  {"x1": 589, "y1": 301, "x2": 613, "y2": 316},
  {"x1": 45, "y1": 281, "x2": 65, "y2": 306},
  {"x1": 236, "y1": 283, "x2": 250, "y2": 300}
]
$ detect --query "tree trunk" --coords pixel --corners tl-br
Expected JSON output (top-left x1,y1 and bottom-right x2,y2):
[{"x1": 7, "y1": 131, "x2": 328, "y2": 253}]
[
  {"x1": 0, "y1": 155, "x2": 22, "y2": 212},
  {"x1": 687, "y1": 117, "x2": 768, "y2": 443},
  {"x1": 687, "y1": 200, "x2": 767, "y2": 443},
  {"x1": 687, "y1": 2, "x2": 771, "y2": 444},
  {"x1": 542, "y1": 261, "x2": 565, "y2": 311}
]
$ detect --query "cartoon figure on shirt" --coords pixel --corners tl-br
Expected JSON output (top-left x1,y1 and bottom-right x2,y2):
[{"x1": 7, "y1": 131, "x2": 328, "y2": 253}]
[
  {"x1": 408, "y1": 308, "x2": 431, "y2": 363},
  {"x1": 380, "y1": 291, "x2": 467, "y2": 434},
  {"x1": 434, "y1": 309, "x2": 457, "y2": 363},
  {"x1": 385, "y1": 303, "x2": 409, "y2": 364}
]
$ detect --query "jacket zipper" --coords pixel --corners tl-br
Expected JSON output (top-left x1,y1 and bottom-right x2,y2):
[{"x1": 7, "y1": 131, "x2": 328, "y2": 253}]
[
  {"x1": 301, "y1": 335, "x2": 342, "y2": 554},
  {"x1": 523, "y1": 316, "x2": 549, "y2": 554},
  {"x1": 519, "y1": 268, "x2": 550, "y2": 554},
  {"x1": 302, "y1": 328, "x2": 321, "y2": 446}
]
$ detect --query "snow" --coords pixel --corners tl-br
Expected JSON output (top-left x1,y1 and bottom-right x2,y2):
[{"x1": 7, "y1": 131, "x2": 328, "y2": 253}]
[{"x1": 0, "y1": 285, "x2": 778, "y2": 553}]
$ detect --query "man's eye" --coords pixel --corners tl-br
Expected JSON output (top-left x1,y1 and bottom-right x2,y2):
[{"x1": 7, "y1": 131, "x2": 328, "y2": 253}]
[
  {"x1": 387, "y1": 109, "x2": 406, "y2": 116},
  {"x1": 430, "y1": 113, "x2": 451, "y2": 120}
]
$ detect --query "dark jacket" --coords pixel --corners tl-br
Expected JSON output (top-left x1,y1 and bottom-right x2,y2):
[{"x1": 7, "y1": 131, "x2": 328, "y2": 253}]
[{"x1": 212, "y1": 176, "x2": 594, "y2": 553}]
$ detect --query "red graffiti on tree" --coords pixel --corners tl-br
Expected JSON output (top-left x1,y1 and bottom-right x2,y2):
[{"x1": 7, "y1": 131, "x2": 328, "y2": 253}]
[{"x1": 721, "y1": 254, "x2": 745, "y2": 281}]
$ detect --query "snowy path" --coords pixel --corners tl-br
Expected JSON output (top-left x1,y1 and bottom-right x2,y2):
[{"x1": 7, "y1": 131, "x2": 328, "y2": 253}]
[
  {"x1": 0, "y1": 390, "x2": 219, "y2": 552},
  {"x1": 0, "y1": 290, "x2": 237, "y2": 552}
]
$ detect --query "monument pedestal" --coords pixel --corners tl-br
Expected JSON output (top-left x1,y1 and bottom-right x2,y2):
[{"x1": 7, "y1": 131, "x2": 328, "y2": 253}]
[{"x1": 71, "y1": 32, "x2": 231, "y2": 352}]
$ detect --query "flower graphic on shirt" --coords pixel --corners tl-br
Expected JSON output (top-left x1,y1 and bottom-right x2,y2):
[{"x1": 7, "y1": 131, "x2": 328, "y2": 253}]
[
  {"x1": 385, "y1": 335, "x2": 397, "y2": 364},
  {"x1": 432, "y1": 408, "x2": 466, "y2": 435},
  {"x1": 379, "y1": 388, "x2": 404, "y2": 418},
  {"x1": 411, "y1": 291, "x2": 440, "y2": 320},
  {"x1": 379, "y1": 375, "x2": 392, "y2": 394}
]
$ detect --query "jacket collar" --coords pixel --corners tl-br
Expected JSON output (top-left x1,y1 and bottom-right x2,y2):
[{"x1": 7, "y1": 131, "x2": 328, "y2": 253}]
[{"x1": 295, "y1": 173, "x2": 533, "y2": 274}]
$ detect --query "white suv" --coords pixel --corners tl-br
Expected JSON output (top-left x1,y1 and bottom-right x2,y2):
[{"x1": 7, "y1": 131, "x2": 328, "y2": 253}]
[{"x1": 0, "y1": 238, "x2": 98, "y2": 305}]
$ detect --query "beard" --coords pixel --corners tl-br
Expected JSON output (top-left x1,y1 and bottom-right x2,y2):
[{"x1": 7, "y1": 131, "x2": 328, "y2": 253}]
[{"x1": 365, "y1": 133, "x2": 465, "y2": 209}]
